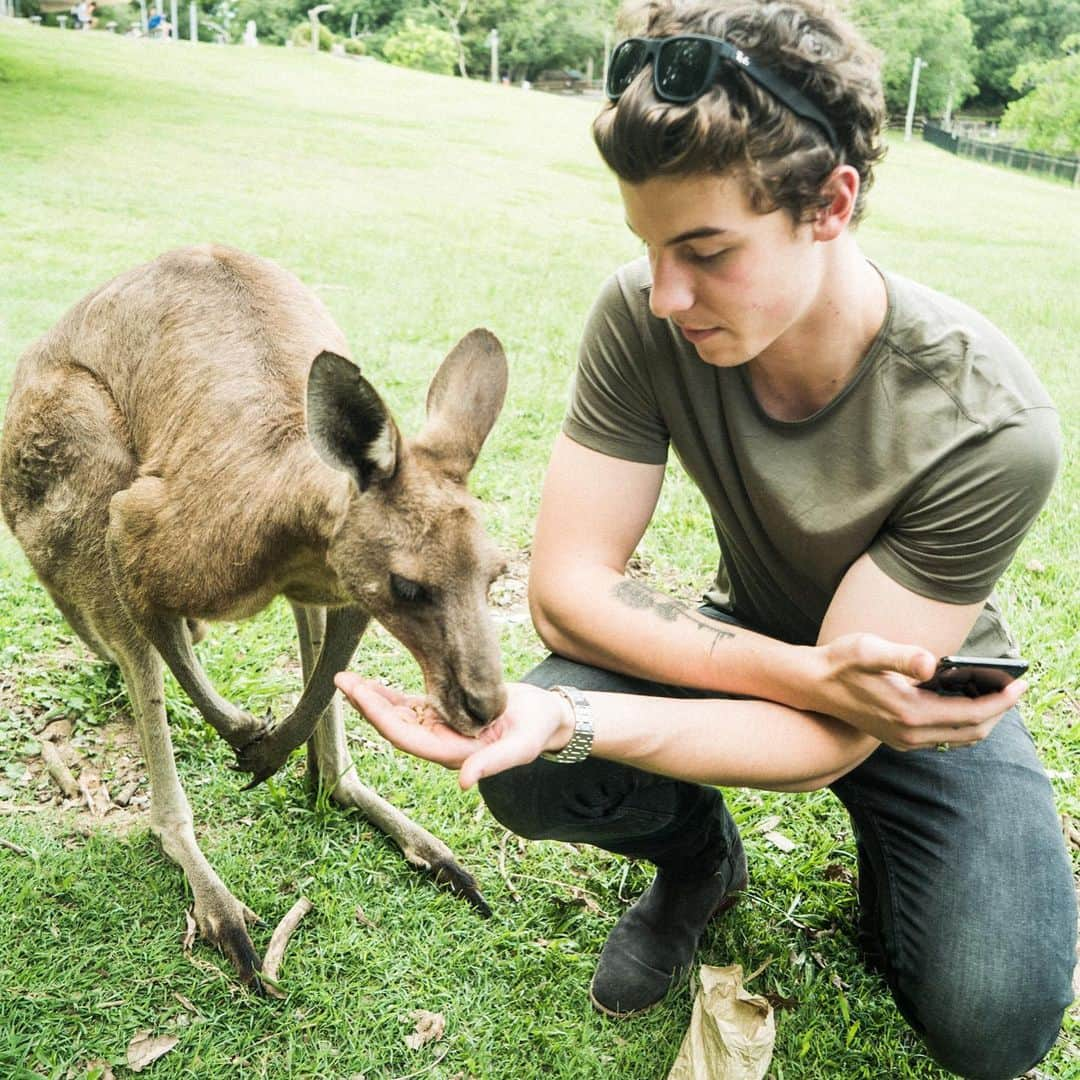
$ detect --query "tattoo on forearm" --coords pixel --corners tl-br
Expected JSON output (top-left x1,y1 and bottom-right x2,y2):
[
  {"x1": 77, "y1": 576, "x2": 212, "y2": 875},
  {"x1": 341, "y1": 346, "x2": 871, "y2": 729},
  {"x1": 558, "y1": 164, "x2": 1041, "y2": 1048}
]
[{"x1": 613, "y1": 580, "x2": 736, "y2": 654}]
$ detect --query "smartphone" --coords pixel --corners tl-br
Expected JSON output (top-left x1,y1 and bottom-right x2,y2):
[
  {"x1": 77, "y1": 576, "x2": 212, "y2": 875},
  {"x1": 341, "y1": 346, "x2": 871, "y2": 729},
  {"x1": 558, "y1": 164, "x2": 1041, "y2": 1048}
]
[{"x1": 917, "y1": 655, "x2": 1029, "y2": 697}]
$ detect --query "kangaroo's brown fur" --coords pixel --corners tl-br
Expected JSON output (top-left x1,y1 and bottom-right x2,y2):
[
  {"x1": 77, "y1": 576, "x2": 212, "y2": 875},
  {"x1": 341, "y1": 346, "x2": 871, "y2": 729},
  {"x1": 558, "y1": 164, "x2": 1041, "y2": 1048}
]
[{"x1": 0, "y1": 244, "x2": 509, "y2": 989}]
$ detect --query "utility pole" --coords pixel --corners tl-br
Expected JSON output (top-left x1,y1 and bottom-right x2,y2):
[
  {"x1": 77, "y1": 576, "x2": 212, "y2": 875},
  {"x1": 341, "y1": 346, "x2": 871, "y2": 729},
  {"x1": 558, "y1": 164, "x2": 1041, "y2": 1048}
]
[
  {"x1": 602, "y1": 28, "x2": 612, "y2": 91},
  {"x1": 487, "y1": 27, "x2": 498, "y2": 83},
  {"x1": 189, "y1": 1, "x2": 197, "y2": 41},
  {"x1": 904, "y1": 56, "x2": 927, "y2": 141}
]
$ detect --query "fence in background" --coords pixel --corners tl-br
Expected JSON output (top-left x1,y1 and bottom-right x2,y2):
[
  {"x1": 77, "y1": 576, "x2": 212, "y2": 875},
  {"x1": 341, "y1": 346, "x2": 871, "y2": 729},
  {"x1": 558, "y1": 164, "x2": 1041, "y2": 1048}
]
[{"x1": 924, "y1": 122, "x2": 1079, "y2": 186}]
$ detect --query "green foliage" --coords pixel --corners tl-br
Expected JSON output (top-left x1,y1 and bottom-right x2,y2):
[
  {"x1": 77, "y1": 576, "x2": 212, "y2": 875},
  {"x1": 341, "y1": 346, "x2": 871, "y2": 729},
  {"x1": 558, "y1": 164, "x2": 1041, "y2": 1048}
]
[
  {"x1": 343, "y1": 36, "x2": 366, "y2": 56},
  {"x1": 289, "y1": 19, "x2": 335, "y2": 51},
  {"x1": 92, "y1": 3, "x2": 138, "y2": 33},
  {"x1": 382, "y1": 16, "x2": 457, "y2": 74},
  {"x1": 231, "y1": 0, "x2": 300, "y2": 46},
  {"x1": 962, "y1": 0, "x2": 1080, "y2": 108},
  {"x1": 107, "y1": 0, "x2": 619, "y2": 79},
  {"x1": 1001, "y1": 35, "x2": 1080, "y2": 154},
  {"x1": 460, "y1": 0, "x2": 618, "y2": 81},
  {"x1": 852, "y1": 0, "x2": 978, "y2": 115}
]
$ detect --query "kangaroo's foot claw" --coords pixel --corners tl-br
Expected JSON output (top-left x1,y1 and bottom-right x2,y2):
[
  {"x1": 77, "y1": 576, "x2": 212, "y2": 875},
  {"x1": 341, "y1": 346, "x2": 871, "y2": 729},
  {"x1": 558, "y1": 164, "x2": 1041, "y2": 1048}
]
[
  {"x1": 429, "y1": 858, "x2": 492, "y2": 918},
  {"x1": 191, "y1": 903, "x2": 267, "y2": 995}
]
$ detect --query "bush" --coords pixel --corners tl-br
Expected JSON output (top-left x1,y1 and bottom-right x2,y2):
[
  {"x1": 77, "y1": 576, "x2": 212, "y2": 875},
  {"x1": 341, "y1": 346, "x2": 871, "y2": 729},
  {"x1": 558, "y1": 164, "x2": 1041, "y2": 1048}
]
[
  {"x1": 290, "y1": 20, "x2": 334, "y2": 52},
  {"x1": 343, "y1": 37, "x2": 365, "y2": 56},
  {"x1": 1001, "y1": 35, "x2": 1080, "y2": 155},
  {"x1": 382, "y1": 18, "x2": 457, "y2": 75},
  {"x1": 94, "y1": 4, "x2": 138, "y2": 34}
]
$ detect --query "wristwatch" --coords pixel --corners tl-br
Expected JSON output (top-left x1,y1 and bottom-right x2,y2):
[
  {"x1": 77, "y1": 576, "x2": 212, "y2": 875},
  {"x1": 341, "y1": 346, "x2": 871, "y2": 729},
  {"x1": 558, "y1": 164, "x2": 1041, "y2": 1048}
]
[{"x1": 540, "y1": 685, "x2": 594, "y2": 764}]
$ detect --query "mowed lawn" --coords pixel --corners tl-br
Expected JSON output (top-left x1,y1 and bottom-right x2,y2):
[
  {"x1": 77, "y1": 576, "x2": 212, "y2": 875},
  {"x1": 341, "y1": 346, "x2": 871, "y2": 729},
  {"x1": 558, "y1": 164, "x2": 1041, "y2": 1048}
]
[{"x1": 0, "y1": 21, "x2": 1077, "y2": 1080}]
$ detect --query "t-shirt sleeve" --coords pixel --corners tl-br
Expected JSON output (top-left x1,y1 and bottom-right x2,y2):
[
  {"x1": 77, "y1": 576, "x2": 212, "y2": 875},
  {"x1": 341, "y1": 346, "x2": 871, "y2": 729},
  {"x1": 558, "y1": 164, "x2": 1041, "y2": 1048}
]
[
  {"x1": 868, "y1": 406, "x2": 1062, "y2": 604},
  {"x1": 562, "y1": 270, "x2": 670, "y2": 465}
]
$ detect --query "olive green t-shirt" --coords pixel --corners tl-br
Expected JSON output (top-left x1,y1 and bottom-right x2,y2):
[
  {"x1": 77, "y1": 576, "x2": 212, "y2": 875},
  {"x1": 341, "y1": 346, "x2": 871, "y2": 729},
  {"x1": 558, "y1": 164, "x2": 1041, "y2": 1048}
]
[{"x1": 565, "y1": 257, "x2": 1061, "y2": 655}]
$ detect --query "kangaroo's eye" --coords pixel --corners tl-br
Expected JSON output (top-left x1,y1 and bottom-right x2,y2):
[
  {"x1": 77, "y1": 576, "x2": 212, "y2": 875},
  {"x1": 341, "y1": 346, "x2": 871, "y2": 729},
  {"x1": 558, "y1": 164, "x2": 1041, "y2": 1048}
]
[{"x1": 390, "y1": 573, "x2": 431, "y2": 604}]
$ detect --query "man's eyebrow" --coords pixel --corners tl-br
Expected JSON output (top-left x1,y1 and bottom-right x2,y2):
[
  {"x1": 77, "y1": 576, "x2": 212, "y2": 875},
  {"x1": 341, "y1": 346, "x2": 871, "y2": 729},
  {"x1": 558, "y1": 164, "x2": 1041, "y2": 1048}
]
[{"x1": 624, "y1": 221, "x2": 731, "y2": 246}]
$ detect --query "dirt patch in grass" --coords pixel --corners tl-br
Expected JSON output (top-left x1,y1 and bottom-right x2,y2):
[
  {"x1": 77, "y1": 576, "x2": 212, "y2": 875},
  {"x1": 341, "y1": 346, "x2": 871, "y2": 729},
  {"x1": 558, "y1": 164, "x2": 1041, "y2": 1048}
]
[
  {"x1": 0, "y1": 654, "x2": 150, "y2": 837},
  {"x1": 7, "y1": 716, "x2": 150, "y2": 838},
  {"x1": 489, "y1": 553, "x2": 531, "y2": 625}
]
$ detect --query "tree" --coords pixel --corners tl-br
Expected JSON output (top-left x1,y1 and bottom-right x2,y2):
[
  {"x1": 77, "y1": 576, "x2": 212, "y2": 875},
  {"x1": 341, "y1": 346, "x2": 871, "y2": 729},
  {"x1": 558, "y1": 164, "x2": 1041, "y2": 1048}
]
[
  {"x1": 852, "y1": 0, "x2": 977, "y2": 115},
  {"x1": 962, "y1": 0, "x2": 1080, "y2": 109},
  {"x1": 382, "y1": 17, "x2": 459, "y2": 74},
  {"x1": 457, "y1": 0, "x2": 617, "y2": 81},
  {"x1": 430, "y1": 0, "x2": 471, "y2": 77},
  {"x1": 1001, "y1": 34, "x2": 1080, "y2": 153}
]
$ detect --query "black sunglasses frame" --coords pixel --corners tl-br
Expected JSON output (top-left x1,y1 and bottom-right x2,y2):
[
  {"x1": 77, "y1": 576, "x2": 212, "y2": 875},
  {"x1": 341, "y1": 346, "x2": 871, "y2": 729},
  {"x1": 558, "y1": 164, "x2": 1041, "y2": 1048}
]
[{"x1": 605, "y1": 34, "x2": 840, "y2": 152}]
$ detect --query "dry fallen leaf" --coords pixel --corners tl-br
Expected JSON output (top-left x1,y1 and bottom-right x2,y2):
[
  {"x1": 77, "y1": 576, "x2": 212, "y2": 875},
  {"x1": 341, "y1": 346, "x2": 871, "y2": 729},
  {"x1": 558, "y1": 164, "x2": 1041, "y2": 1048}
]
[
  {"x1": 822, "y1": 863, "x2": 855, "y2": 885},
  {"x1": 755, "y1": 815, "x2": 782, "y2": 834},
  {"x1": 763, "y1": 830, "x2": 796, "y2": 853},
  {"x1": 567, "y1": 885, "x2": 606, "y2": 917},
  {"x1": 404, "y1": 1009, "x2": 446, "y2": 1050},
  {"x1": 127, "y1": 1030, "x2": 179, "y2": 1072},
  {"x1": 68, "y1": 1062, "x2": 114, "y2": 1080}
]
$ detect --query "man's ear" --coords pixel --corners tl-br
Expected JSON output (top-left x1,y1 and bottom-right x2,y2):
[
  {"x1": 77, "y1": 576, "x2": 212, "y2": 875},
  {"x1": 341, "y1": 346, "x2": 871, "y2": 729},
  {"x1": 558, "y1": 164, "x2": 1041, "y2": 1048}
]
[
  {"x1": 813, "y1": 165, "x2": 860, "y2": 241},
  {"x1": 306, "y1": 351, "x2": 401, "y2": 493}
]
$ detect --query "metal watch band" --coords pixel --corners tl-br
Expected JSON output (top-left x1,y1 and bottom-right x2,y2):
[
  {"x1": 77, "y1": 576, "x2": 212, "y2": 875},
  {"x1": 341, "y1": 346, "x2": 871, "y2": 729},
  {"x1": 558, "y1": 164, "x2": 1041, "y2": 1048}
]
[{"x1": 540, "y1": 685, "x2": 594, "y2": 764}]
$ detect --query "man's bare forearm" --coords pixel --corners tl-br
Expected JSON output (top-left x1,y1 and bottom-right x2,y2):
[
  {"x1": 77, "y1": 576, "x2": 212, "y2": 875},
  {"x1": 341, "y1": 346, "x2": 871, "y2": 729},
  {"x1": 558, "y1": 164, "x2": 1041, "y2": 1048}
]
[
  {"x1": 584, "y1": 689, "x2": 878, "y2": 791},
  {"x1": 531, "y1": 563, "x2": 821, "y2": 710}
]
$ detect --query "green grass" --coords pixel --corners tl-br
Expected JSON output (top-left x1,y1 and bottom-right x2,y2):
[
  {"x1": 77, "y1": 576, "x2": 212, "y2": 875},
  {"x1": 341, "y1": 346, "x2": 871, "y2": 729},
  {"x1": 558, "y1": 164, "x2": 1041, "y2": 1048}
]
[{"x1": 1, "y1": 22, "x2": 1078, "y2": 1080}]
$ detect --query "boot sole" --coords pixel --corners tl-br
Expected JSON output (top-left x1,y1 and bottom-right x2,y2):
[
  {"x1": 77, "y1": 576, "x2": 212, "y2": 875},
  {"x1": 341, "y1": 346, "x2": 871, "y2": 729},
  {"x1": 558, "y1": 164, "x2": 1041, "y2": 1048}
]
[{"x1": 587, "y1": 873, "x2": 748, "y2": 1020}]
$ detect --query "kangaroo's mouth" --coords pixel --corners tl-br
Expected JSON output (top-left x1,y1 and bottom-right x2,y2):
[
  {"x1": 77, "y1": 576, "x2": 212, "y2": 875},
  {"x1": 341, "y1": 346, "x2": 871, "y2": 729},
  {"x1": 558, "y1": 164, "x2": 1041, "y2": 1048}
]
[{"x1": 424, "y1": 679, "x2": 505, "y2": 737}]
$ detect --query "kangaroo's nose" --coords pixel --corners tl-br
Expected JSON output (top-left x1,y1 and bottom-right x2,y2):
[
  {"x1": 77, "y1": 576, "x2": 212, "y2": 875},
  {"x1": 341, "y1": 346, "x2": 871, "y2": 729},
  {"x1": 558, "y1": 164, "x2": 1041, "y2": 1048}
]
[{"x1": 463, "y1": 691, "x2": 492, "y2": 727}]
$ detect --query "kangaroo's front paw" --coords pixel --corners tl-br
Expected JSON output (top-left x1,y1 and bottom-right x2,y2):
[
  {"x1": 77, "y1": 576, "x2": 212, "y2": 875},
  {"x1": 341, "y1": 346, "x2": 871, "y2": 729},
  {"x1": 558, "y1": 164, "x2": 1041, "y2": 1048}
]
[{"x1": 231, "y1": 727, "x2": 291, "y2": 788}]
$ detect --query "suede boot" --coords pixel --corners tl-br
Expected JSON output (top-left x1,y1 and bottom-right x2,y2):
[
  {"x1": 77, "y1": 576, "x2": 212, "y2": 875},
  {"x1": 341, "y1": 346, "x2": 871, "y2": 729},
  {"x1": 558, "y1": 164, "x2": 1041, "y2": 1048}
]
[{"x1": 589, "y1": 838, "x2": 748, "y2": 1018}]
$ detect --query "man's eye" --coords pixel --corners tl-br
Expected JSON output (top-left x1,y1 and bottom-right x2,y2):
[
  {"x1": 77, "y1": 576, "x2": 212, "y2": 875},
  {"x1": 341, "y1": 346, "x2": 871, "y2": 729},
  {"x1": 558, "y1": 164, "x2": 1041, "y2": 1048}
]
[
  {"x1": 688, "y1": 248, "x2": 728, "y2": 265},
  {"x1": 390, "y1": 574, "x2": 431, "y2": 603}
]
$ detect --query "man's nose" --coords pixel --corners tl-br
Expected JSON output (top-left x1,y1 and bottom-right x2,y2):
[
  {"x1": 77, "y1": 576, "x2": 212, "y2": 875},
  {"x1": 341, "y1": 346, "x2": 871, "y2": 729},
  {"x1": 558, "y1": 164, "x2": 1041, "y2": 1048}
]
[{"x1": 648, "y1": 252, "x2": 693, "y2": 319}]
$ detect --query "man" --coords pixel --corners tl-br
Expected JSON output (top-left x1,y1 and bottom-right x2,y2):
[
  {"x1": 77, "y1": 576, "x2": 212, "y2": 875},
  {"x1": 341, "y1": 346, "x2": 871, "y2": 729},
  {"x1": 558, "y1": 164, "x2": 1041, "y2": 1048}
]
[{"x1": 337, "y1": 2, "x2": 1075, "y2": 1076}]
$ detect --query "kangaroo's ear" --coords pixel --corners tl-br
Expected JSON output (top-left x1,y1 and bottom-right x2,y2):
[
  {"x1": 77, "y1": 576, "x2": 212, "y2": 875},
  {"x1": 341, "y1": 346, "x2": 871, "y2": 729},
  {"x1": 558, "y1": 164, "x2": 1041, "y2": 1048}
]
[
  {"x1": 306, "y1": 351, "x2": 400, "y2": 493},
  {"x1": 416, "y1": 328, "x2": 507, "y2": 477}
]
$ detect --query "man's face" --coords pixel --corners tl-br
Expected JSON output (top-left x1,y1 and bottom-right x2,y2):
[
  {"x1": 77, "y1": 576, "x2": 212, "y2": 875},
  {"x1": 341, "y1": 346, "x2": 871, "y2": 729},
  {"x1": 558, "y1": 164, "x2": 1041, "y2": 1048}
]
[{"x1": 620, "y1": 171, "x2": 821, "y2": 368}]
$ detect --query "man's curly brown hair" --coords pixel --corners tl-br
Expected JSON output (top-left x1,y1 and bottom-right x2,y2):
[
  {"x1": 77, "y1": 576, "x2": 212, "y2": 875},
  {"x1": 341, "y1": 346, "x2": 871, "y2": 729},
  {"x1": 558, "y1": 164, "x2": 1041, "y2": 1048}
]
[{"x1": 594, "y1": 0, "x2": 887, "y2": 225}]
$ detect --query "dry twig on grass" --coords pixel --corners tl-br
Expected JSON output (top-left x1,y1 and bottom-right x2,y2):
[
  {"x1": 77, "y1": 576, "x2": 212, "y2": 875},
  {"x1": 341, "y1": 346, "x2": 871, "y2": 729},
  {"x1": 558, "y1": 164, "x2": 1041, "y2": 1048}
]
[
  {"x1": 38, "y1": 739, "x2": 80, "y2": 800},
  {"x1": 261, "y1": 897, "x2": 314, "y2": 997},
  {"x1": 497, "y1": 829, "x2": 522, "y2": 902}
]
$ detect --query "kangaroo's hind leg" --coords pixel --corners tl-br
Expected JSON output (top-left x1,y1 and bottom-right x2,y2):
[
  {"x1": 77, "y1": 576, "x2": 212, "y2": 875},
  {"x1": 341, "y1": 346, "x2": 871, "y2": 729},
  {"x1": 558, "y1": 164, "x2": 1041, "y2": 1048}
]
[
  {"x1": 291, "y1": 602, "x2": 490, "y2": 916},
  {"x1": 50, "y1": 590, "x2": 117, "y2": 664},
  {"x1": 112, "y1": 631, "x2": 266, "y2": 989}
]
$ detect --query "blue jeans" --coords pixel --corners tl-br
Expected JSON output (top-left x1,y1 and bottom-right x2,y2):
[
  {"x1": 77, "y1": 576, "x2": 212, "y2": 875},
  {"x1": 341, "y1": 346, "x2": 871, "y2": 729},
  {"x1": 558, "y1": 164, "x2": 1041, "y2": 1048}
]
[{"x1": 479, "y1": 614, "x2": 1076, "y2": 1080}]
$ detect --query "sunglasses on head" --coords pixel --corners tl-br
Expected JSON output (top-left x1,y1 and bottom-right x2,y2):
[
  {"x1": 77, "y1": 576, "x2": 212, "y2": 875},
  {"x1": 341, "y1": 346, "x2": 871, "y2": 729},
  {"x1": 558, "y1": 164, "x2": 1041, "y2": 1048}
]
[{"x1": 605, "y1": 34, "x2": 840, "y2": 152}]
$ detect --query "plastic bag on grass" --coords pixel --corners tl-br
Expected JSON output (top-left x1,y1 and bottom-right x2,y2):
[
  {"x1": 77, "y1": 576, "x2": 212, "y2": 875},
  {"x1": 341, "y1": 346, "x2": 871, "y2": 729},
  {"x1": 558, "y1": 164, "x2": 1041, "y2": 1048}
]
[{"x1": 666, "y1": 964, "x2": 775, "y2": 1080}]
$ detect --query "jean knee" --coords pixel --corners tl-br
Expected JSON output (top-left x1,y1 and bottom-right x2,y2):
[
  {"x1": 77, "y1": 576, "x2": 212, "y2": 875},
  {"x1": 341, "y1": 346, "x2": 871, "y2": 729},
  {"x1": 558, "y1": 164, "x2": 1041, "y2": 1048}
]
[
  {"x1": 919, "y1": 992, "x2": 1067, "y2": 1080},
  {"x1": 477, "y1": 764, "x2": 550, "y2": 840}
]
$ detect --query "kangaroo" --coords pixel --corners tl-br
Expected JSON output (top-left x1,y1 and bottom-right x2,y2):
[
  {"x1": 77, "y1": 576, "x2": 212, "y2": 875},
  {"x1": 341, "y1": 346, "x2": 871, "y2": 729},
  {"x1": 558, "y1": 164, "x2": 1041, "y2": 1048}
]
[{"x1": 0, "y1": 244, "x2": 509, "y2": 990}]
